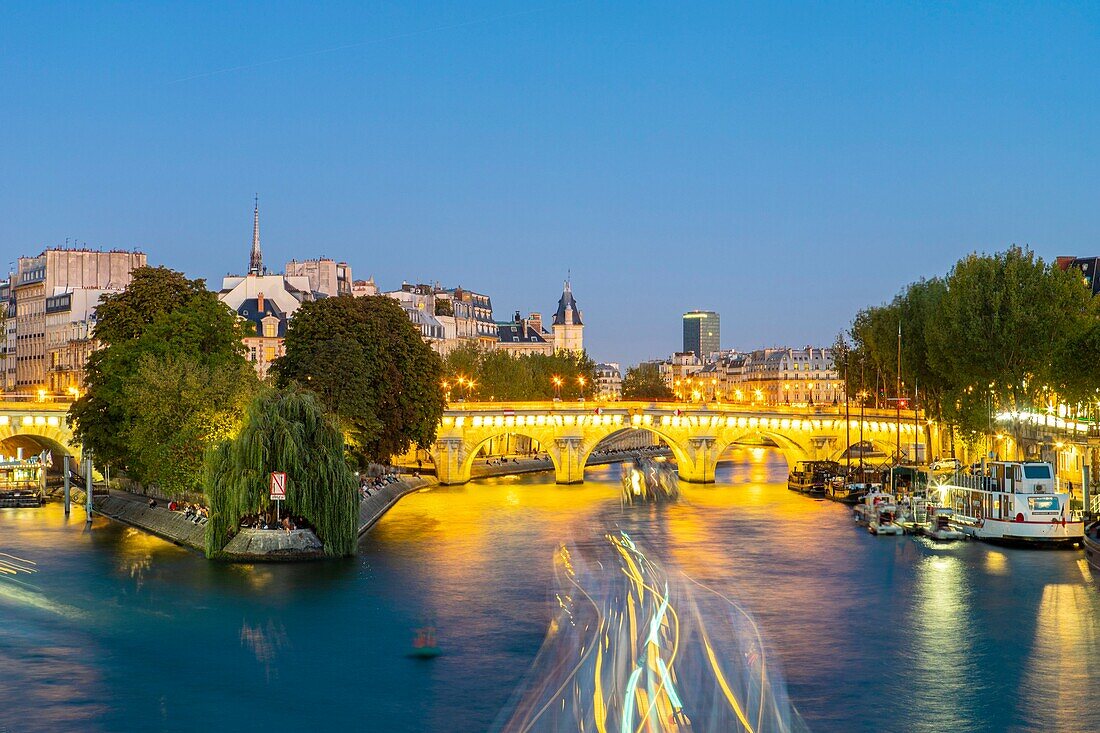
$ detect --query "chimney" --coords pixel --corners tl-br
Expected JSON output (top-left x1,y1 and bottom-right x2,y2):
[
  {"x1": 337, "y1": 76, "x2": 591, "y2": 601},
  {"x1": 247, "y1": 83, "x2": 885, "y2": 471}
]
[{"x1": 257, "y1": 292, "x2": 265, "y2": 312}]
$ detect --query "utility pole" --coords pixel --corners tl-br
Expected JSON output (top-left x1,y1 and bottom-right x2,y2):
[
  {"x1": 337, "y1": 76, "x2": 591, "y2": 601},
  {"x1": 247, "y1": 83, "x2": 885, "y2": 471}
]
[
  {"x1": 844, "y1": 348, "x2": 851, "y2": 478},
  {"x1": 84, "y1": 451, "x2": 93, "y2": 523},
  {"x1": 63, "y1": 454, "x2": 71, "y2": 515}
]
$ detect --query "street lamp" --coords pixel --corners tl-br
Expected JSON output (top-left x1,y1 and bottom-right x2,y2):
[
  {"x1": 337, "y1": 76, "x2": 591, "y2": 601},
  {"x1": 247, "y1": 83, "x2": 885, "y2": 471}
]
[
  {"x1": 552, "y1": 375, "x2": 563, "y2": 400},
  {"x1": 783, "y1": 384, "x2": 790, "y2": 405}
]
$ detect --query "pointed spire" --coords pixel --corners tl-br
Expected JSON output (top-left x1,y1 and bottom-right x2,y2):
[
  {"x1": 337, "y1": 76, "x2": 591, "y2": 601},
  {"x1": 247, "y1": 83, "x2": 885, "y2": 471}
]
[{"x1": 248, "y1": 194, "x2": 263, "y2": 276}]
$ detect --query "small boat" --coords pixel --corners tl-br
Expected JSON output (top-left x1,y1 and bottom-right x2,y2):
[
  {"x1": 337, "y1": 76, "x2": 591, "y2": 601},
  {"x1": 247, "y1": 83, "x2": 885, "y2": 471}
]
[
  {"x1": 869, "y1": 505, "x2": 902, "y2": 536},
  {"x1": 921, "y1": 506, "x2": 967, "y2": 542},
  {"x1": 1084, "y1": 521, "x2": 1100, "y2": 572},
  {"x1": 410, "y1": 626, "x2": 441, "y2": 659},
  {"x1": 788, "y1": 460, "x2": 842, "y2": 496},
  {"x1": 854, "y1": 491, "x2": 895, "y2": 525}
]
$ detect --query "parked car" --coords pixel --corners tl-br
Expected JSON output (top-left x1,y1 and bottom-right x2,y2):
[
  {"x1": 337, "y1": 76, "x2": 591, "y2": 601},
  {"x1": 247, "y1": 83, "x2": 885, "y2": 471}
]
[{"x1": 930, "y1": 458, "x2": 962, "y2": 472}]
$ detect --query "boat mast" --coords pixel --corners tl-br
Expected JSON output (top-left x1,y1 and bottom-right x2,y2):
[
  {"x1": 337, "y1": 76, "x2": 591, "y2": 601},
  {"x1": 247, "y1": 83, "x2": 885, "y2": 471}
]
[
  {"x1": 844, "y1": 348, "x2": 851, "y2": 477},
  {"x1": 896, "y1": 322, "x2": 902, "y2": 466}
]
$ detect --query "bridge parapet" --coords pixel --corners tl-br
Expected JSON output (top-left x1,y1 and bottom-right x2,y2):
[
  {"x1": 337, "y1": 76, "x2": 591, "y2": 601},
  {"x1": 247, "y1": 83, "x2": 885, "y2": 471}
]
[{"x1": 433, "y1": 401, "x2": 930, "y2": 485}]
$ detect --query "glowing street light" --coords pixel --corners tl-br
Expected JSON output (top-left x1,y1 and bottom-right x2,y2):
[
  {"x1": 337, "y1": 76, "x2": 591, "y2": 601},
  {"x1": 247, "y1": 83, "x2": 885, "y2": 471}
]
[{"x1": 552, "y1": 375, "x2": 563, "y2": 400}]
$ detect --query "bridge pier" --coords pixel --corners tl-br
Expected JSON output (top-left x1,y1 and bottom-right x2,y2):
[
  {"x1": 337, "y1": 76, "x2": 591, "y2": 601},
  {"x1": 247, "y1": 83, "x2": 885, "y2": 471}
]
[
  {"x1": 433, "y1": 438, "x2": 468, "y2": 485},
  {"x1": 677, "y1": 436, "x2": 718, "y2": 483},
  {"x1": 553, "y1": 436, "x2": 585, "y2": 485}
]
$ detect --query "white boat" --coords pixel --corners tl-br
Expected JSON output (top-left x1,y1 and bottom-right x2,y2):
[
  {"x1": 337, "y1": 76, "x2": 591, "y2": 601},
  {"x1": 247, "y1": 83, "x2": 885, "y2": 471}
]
[
  {"x1": 940, "y1": 461, "x2": 1082, "y2": 546},
  {"x1": 853, "y1": 491, "x2": 895, "y2": 525},
  {"x1": 869, "y1": 506, "x2": 903, "y2": 536},
  {"x1": 921, "y1": 506, "x2": 966, "y2": 542}
]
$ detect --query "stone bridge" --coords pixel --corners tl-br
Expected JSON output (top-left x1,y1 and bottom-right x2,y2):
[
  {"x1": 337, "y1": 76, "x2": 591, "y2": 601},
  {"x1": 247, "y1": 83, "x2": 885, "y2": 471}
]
[
  {"x1": 431, "y1": 401, "x2": 931, "y2": 485},
  {"x1": 0, "y1": 399, "x2": 81, "y2": 464}
]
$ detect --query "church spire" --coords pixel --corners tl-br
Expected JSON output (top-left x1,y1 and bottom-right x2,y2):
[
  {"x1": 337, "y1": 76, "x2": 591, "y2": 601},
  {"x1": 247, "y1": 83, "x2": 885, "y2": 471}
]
[{"x1": 248, "y1": 194, "x2": 263, "y2": 276}]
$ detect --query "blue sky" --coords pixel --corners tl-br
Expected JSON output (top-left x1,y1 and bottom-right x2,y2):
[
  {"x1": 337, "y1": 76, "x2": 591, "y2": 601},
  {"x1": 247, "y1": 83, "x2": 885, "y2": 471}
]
[{"x1": 2, "y1": 1, "x2": 1097, "y2": 365}]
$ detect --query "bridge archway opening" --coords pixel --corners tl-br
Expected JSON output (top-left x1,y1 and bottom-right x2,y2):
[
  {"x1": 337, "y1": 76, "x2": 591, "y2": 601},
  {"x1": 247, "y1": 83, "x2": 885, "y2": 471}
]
[
  {"x1": 578, "y1": 427, "x2": 691, "y2": 478},
  {"x1": 460, "y1": 432, "x2": 560, "y2": 480},
  {"x1": 0, "y1": 434, "x2": 75, "y2": 481},
  {"x1": 831, "y1": 439, "x2": 895, "y2": 466},
  {"x1": 582, "y1": 427, "x2": 676, "y2": 464}
]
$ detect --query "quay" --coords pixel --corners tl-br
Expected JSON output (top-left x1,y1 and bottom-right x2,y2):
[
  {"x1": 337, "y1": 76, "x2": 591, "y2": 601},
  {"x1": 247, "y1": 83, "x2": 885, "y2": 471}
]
[{"x1": 58, "y1": 473, "x2": 434, "y2": 560}]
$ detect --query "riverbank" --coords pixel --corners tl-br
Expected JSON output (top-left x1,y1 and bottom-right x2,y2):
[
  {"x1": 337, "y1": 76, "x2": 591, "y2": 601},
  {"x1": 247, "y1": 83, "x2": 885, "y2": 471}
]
[
  {"x1": 78, "y1": 476, "x2": 433, "y2": 558},
  {"x1": 358, "y1": 475, "x2": 435, "y2": 536}
]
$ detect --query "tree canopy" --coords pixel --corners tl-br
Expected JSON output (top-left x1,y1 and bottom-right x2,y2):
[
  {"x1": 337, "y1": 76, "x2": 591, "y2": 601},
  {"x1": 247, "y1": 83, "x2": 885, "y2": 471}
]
[
  {"x1": 621, "y1": 363, "x2": 673, "y2": 400},
  {"x1": 837, "y1": 246, "x2": 1096, "y2": 449},
  {"x1": 204, "y1": 387, "x2": 358, "y2": 557},
  {"x1": 69, "y1": 267, "x2": 258, "y2": 493},
  {"x1": 441, "y1": 343, "x2": 598, "y2": 401},
  {"x1": 274, "y1": 295, "x2": 445, "y2": 465}
]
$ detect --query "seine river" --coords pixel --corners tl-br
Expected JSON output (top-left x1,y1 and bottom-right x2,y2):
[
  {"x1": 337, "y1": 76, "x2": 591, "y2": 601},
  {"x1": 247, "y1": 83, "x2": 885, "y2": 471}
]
[{"x1": 2, "y1": 448, "x2": 1099, "y2": 732}]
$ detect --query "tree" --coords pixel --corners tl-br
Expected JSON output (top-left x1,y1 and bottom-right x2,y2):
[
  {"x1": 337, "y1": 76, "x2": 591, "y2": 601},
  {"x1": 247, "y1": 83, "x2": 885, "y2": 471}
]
[
  {"x1": 126, "y1": 354, "x2": 259, "y2": 497},
  {"x1": 622, "y1": 363, "x2": 673, "y2": 400},
  {"x1": 274, "y1": 296, "x2": 445, "y2": 465},
  {"x1": 204, "y1": 388, "x2": 358, "y2": 557},
  {"x1": 69, "y1": 267, "x2": 257, "y2": 487},
  {"x1": 440, "y1": 345, "x2": 598, "y2": 401}
]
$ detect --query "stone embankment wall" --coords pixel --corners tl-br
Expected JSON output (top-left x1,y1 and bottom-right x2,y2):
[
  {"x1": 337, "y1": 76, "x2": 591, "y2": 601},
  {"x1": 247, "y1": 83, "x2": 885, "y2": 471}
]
[
  {"x1": 91, "y1": 490, "x2": 206, "y2": 552},
  {"x1": 358, "y1": 476, "x2": 434, "y2": 537},
  {"x1": 84, "y1": 476, "x2": 434, "y2": 558}
]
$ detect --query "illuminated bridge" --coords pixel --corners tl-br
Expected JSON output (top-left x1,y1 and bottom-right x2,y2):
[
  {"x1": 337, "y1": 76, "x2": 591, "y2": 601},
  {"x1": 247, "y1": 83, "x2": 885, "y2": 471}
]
[
  {"x1": 0, "y1": 399, "x2": 82, "y2": 464},
  {"x1": 431, "y1": 401, "x2": 931, "y2": 485}
]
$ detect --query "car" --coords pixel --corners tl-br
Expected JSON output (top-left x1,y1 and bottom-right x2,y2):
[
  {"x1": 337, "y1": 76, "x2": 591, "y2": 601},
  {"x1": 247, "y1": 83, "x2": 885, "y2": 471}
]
[{"x1": 930, "y1": 458, "x2": 962, "y2": 472}]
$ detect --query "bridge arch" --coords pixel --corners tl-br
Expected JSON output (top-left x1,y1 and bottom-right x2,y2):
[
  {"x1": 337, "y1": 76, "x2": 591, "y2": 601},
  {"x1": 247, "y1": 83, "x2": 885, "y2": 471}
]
[
  {"x1": 577, "y1": 426, "x2": 691, "y2": 476},
  {"x1": 457, "y1": 430, "x2": 563, "y2": 484},
  {"x1": 712, "y1": 429, "x2": 813, "y2": 472}
]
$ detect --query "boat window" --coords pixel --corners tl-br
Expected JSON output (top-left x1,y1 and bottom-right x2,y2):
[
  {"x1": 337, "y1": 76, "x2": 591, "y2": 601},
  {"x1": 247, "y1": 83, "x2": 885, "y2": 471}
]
[
  {"x1": 1027, "y1": 495, "x2": 1059, "y2": 512},
  {"x1": 1023, "y1": 465, "x2": 1052, "y2": 480}
]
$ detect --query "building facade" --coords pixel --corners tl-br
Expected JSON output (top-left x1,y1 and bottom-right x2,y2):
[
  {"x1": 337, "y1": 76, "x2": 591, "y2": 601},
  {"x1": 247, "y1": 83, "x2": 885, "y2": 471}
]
[
  {"x1": 496, "y1": 312, "x2": 554, "y2": 356},
  {"x1": 4, "y1": 248, "x2": 146, "y2": 392},
  {"x1": 682, "y1": 310, "x2": 720, "y2": 360},
  {"x1": 737, "y1": 347, "x2": 842, "y2": 405},
  {"x1": 595, "y1": 362, "x2": 622, "y2": 400},
  {"x1": 285, "y1": 258, "x2": 353, "y2": 297}
]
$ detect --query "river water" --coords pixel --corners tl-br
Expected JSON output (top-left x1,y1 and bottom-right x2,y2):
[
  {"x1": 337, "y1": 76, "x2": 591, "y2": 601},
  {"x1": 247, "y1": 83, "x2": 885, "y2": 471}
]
[{"x1": 2, "y1": 448, "x2": 1099, "y2": 732}]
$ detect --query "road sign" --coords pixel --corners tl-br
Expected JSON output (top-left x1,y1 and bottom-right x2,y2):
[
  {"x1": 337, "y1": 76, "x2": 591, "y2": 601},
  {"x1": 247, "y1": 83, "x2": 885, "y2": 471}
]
[{"x1": 270, "y1": 471, "x2": 287, "y2": 500}]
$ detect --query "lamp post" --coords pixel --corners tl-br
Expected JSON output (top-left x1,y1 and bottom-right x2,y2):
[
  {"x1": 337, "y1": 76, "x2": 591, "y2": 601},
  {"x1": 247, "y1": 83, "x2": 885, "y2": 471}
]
[
  {"x1": 552, "y1": 375, "x2": 563, "y2": 400},
  {"x1": 577, "y1": 375, "x2": 586, "y2": 400},
  {"x1": 783, "y1": 384, "x2": 790, "y2": 405}
]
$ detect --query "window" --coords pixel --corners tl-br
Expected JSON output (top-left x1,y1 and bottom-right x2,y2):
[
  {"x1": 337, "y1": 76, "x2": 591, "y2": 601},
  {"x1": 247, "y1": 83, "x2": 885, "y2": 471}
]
[
  {"x1": 263, "y1": 321, "x2": 277, "y2": 338},
  {"x1": 1023, "y1": 464, "x2": 1052, "y2": 480}
]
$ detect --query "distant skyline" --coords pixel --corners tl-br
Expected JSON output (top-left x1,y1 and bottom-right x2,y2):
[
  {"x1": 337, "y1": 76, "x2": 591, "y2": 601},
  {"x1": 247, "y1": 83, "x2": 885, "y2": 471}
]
[{"x1": 2, "y1": 2, "x2": 1097, "y2": 365}]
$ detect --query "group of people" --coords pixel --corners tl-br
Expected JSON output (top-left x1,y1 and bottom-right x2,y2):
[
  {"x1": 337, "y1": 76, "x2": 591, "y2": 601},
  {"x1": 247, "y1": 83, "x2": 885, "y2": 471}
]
[
  {"x1": 360, "y1": 472, "x2": 401, "y2": 498},
  {"x1": 148, "y1": 498, "x2": 208, "y2": 525},
  {"x1": 484, "y1": 454, "x2": 546, "y2": 466},
  {"x1": 240, "y1": 512, "x2": 303, "y2": 534}
]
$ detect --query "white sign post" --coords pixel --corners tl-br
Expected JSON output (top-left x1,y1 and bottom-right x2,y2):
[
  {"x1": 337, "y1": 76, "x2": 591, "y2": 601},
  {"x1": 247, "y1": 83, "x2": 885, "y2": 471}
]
[{"x1": 270, "y1": 471, "x2": 287, "y2": 521}]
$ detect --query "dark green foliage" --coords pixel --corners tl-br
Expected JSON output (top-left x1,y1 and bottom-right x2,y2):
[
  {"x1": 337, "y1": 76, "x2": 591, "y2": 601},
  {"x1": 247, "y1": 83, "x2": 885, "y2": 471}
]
[
  {"x1": 441, "y1": 343, "x2": 598, "y2": 401},
  {"x1": 839, "y1": 246, "x2": 1096, "y2": 448},
  {"x1": 204, "y1": 388, "x2": 358, "y2": 557},
  {"x1": 69, "y1": 267, "x2": 258, "y2": 487},
  {"x1": 274, "y1": 296, "x2": 446, "y2": 465},
  {"x1": 622, "y1": 363, "x2": 674, "y2": 400}
]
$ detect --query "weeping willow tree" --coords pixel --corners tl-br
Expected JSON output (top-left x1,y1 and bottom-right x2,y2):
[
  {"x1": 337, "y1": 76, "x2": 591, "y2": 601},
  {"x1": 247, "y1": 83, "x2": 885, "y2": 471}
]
[{"x1": 204, "y1": 387, "x2": 359, "y2": 558}]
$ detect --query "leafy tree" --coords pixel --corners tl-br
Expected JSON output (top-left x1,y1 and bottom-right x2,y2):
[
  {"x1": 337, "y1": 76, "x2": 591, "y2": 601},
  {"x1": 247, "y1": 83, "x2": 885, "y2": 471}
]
[
  {"x1": 204, "y1": 387, "x2": 358, "y2": 557},
  {"x1": 622, "y1": 363, "x2": 673, "y2": 400},
  {"x1": 274, "y1": 296, "x2": 445, "y2": 465},
  {"x1": 441, "y1": 345, "x2": 598, "y2": 401},
  {"x1": 69, "y1": 267, "x2": 257, "y2": 487},
  {"x1": 126, "y1": 354, "x2": 259, "y2": 497}
]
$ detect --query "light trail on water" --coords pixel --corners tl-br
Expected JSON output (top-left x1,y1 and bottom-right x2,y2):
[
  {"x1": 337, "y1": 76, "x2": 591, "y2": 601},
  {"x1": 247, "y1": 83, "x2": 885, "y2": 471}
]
[{"x1": 494, "y1": 531, "x2": 810, "y2": 733}]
